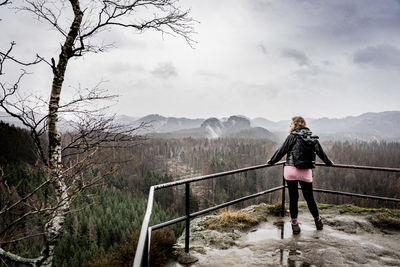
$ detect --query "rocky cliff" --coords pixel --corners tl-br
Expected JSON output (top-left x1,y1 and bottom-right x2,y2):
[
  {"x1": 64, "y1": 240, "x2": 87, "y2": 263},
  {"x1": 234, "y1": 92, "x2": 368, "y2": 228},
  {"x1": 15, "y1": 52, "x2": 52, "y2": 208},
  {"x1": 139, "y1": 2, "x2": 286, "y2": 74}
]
[{"x1": 169, "y1": 203, "x2": 400, "y2": 266}]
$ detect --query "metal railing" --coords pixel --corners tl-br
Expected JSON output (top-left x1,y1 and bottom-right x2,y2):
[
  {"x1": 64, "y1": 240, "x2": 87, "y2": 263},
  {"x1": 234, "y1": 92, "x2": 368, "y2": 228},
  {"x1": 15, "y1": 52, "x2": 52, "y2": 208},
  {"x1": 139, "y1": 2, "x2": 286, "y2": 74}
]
[{"x1": 133, "y1": 162, "x2": 400, "y2": 267}]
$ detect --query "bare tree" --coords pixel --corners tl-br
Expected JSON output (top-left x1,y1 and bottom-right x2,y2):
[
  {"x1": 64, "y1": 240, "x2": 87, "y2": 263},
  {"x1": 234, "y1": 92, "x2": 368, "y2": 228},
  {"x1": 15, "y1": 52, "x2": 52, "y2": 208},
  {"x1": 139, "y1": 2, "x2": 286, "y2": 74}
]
[
  {"x1": 0, "y1": 0, "x2": 195, "y2": 266},
  {"x1": 0, "y1": 0, "x2": 10, "y2": 7}
]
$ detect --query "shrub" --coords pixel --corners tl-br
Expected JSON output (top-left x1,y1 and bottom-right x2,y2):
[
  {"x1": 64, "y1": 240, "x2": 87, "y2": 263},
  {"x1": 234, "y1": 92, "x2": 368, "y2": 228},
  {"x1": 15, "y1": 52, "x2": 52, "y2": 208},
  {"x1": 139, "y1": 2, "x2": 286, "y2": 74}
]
[{"x1": 88, "y1": 228, "x2": 176, "y2": 267}]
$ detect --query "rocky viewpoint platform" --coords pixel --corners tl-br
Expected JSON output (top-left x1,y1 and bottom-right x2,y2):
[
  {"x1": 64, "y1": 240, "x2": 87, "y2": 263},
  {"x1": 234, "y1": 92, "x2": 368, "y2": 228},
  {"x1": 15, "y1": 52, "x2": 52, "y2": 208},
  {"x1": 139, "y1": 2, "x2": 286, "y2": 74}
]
[{"x1": 168, "y1": 203, "x2": 400, "y2": 266}]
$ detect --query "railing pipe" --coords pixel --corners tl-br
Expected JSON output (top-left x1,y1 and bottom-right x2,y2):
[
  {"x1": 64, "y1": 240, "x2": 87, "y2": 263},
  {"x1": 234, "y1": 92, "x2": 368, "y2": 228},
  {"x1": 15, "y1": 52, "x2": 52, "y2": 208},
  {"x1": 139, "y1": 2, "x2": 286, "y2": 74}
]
[
  {"x1": 315, "y1": 163, "x2": 400, "y2": 172},
  {"x1": 154, "y1": 162, "x2": 285, "y2": 190},
  {"x1": 185, "y1": 183, "x2": 190, "y2": 253},
  {"x1": 142, "y1": 231, "x2": 148, "y2": 267},
  {"x1": 133, "y1": 186, "x2": 155, "y2": 267},
  {"x1": 151, "y1": 185, "x2": 285, "y2": 231},
  {"x1": 151, "y1": 216, "x2": 186, "y2": 231},
  {"x1": 281, "y1": 165, "x2": 286, "y2": 217},
  {"x1": 146, "y1": 227, "x2": 152, "y2": 266},
  {"x1": 190, "y1": 185, "x2": 284, "y2": 218},
  {"x1": 312, "y1": 188, "x2": 400, "y2": 202}
]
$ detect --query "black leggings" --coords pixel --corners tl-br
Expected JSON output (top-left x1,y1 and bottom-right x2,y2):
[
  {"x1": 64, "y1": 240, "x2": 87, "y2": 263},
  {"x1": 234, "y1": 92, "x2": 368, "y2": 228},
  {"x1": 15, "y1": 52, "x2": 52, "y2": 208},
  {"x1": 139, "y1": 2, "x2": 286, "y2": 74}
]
[{"x1": 286, "y1": 180, "x2": 319, "y2": 219}]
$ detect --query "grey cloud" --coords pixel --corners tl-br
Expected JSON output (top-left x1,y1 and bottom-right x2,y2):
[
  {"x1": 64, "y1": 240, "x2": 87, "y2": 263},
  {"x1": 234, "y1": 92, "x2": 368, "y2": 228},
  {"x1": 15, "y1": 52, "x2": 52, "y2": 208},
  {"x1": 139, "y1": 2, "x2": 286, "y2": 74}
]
[
  {"x1": 258, "y1": 44, "x2": 267, "y2": 54},
  {"x1": 193, "y1": 70, "x2": 225, "y2": 80},
  {"x1": 232, "y1": 81, "x2": 279, "y2": 99},
  {"x1": 314, "y1": 1, "x2": 400, "y2": 43},
  {"x1": 281, "y1": 49, "x2": 311, "y2": 66},
  {"x1": 107, "y1": 62, "x2": 144, "y2": 74},
  {"x1": 250, "y1": 1, "x2": 400, "y2": 45},
  {"x1": 151, "y1": 62, "x2": 178, "y2": 79},
  {"x1": 353, "y1": 44, "x2": 400, "y2": 69},
  {"x1": 251, "y1": 0, "x2": 273, "y2": 10},
  {"x1": 292, "y1": 65, "x2": 336, "y2": 78}
]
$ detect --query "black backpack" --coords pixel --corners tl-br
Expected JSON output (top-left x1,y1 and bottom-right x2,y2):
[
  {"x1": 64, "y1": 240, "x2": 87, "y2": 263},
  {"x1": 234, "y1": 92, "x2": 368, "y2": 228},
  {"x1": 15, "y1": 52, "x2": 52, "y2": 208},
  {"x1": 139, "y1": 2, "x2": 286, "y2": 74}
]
[{"x1": 293, "y1": 135, "x2": 319, "y2": 169}]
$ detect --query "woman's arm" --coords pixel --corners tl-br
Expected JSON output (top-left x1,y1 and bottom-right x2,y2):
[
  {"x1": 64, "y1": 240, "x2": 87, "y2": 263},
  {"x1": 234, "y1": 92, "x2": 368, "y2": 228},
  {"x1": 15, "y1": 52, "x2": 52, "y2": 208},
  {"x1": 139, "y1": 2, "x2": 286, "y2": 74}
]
[
  {"x1": 268, "y1": 134, "x2": 296, "y2": 164},
  {"x1": 315, "y1": 141, "x2": 333, "y2": 165}
]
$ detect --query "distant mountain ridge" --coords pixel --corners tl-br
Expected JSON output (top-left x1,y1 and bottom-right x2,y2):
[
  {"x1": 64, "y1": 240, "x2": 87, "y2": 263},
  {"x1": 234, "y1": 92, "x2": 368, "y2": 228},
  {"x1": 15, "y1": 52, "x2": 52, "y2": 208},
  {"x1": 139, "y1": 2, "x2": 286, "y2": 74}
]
[
  {"x1": 252, "y1": 111, "x2": 400, "y2": 141},
  {"x1": 149, "y1": 115, "x2": 276, "y2": 140},
  {"x1": 129, "y1": 111, "x2": 400, "y2": 141},
  {"x1": 2, "y1": 111, "x2": 400, "y2": 141}
]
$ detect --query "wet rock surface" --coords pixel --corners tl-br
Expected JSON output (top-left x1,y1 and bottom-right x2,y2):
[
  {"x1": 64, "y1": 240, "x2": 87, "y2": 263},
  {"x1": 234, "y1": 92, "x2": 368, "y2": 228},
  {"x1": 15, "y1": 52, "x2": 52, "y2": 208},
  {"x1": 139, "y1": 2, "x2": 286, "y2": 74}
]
[{"x1": 170, "y1": 205, "x2": 400, "y2": 266}]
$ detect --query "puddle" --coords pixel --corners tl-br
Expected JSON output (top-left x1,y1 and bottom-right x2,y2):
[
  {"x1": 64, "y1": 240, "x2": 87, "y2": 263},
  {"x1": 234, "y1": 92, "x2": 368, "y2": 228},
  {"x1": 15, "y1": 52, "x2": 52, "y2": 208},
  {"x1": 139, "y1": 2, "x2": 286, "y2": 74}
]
[
  {"x1": 359, "y1": 240, "x2": 385, "y2": 249},
  {"x1": 246, "y1": 221, "x2": 289, "y2": 241},
  {"x1": 246, "y1": 220, "x2": 321, "y2": 244},
  {"x1": 327, "y1": 231, "x2": 361, "y2": 241},
  {"x1": 271, "y1": 248, "x2": 315, "y2": 267}
]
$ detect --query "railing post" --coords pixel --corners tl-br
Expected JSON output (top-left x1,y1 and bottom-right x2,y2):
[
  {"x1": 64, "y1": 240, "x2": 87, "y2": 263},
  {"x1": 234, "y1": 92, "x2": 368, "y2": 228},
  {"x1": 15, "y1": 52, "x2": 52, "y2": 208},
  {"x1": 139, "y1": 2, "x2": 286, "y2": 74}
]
[
  {"x1": 281, "y1": 173, "x2": 286, "y2": 217},
  {"x1": 143, "y1": 230, "x2": 149, "y2": 267},
  {"x1": 147, "y1": 227, "x2": 152, "y2": 266},
  {"x1": 185, "y1": 183, "x2": 190, "y2": 253}
]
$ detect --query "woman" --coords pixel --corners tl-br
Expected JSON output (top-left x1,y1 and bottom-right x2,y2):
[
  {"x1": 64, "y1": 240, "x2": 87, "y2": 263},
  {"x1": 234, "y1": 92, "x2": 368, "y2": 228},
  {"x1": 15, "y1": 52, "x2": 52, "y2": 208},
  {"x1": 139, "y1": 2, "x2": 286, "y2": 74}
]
[{"x1": 267, "y1": 116, "x2": 333, "y2": 234}]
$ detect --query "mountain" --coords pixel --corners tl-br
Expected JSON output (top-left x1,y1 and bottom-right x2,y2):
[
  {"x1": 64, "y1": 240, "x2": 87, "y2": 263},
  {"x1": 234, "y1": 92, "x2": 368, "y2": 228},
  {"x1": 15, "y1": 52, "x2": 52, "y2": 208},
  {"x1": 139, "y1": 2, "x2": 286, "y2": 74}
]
[
  {"x1": 2, "y1": 111, "x2": 400, "y2": 141},
  {"x1": 308, "y1": 111, "x2": 400, "y2": 140},
  {"x1": 131, "y1": 114, "x2": 204, "y2": 133},
  {"x1": 251, "y1": 117, "x2": 289, "y2": 132},
  {"x1": 0, "y1": 111, "x2": 26, "y2": 129},
  {"x1": 0, "y1": 111, "x2": 74, "y2": 132},
  {"x1": 156, "y1": 116, "x2": 276, "y2": 140},
  {"x1": 251, "y1": 111, "x2": 400, "y2": 141}
]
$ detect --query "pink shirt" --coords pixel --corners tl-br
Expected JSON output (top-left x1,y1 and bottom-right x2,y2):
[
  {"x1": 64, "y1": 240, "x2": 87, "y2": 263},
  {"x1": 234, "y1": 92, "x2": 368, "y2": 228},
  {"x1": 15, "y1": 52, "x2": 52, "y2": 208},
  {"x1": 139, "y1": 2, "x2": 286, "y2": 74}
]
[{"x1": 284, "y1": 165, "x2": 313, "y2": 183}]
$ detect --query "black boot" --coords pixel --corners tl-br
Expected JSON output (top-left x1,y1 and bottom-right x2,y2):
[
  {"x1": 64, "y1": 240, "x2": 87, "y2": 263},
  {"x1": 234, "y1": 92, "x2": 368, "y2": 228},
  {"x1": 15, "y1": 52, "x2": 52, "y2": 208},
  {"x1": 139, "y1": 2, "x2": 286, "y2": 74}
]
[
  {"x1": 291, "y1": 223, "x2": 301, "y2": 234},
  {"x1": 315, "y1": 217, "x2": 323, "y2": 230}
]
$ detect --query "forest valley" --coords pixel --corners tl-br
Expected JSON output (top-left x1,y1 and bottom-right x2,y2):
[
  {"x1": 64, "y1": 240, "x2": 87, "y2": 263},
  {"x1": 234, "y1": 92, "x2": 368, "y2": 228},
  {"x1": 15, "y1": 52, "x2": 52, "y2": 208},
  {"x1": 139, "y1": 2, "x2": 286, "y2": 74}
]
[{"x1": 1, "y1": 121, "x2": 400, "y2": 266}]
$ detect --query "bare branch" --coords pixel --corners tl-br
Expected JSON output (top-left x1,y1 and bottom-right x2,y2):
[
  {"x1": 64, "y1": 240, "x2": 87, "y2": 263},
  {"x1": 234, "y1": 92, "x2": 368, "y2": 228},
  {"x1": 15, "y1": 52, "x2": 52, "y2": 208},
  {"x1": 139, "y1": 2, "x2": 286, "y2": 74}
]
[
  {"x1": 0, "y1": 177, "x2": 50, "y2": 217},
  {"x1": 22, "y1": 0, "x2": 68, "y2": 37},
  {"x1": 0, "y1": 87, "x2": 48, "y2": 164},
  {"x1": 0, "y1": 247, "x2": 42, "y2": 266},
  {"x1": 0, "y1": 42, "x2": 43, "y2": 75},
  {"x1": 0, "y1": 0, "x2": 10, "y2": 6},
  {"x1": 0, "y1": 232, "x2": 45, "y2": 245},
  {"x1": 72, "y1": 0, "x2": 197, "y2": 55}
]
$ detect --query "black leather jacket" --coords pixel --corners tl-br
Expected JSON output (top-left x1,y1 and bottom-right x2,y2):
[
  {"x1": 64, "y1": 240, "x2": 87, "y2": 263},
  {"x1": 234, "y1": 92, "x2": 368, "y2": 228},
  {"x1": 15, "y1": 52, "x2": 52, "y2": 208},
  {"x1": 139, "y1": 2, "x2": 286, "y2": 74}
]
[{"x1": 267, "y1": 127, "x2": 332, "y2": 168}]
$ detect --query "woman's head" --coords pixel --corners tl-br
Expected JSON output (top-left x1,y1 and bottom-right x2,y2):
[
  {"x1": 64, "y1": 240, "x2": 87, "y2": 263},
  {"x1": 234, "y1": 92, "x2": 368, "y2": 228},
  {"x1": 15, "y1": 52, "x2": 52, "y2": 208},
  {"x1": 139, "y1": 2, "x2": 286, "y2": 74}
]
[{"x1": 290, "y1": 116, "x2": 307, "y2": 132}]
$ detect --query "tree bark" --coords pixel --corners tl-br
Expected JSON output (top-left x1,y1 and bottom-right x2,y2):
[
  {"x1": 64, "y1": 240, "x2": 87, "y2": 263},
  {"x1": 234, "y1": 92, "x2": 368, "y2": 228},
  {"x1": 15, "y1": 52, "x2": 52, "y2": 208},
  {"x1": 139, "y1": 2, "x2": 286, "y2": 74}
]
[{"x1": 41, "y1": 1, "x2": 83, "y2": 266}]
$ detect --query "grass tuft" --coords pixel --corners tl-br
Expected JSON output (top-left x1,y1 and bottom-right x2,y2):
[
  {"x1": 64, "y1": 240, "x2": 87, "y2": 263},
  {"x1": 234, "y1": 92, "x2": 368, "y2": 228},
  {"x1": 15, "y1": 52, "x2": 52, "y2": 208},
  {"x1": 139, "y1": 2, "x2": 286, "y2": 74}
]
[
  {"x1": 337, "y1": 205, "x2": 400, "y2": 229},
  {"x1": 203, "y1": 210, "x2": 258, "y2": 230},
  {"x1": 339, "y1": 204, "x2": 376, "y2": 214},
  {"x1": 317, "y1": 203, "x2": 334, "y2": 210},
  {"x1": 374, "y1": 209, "x2": 400, "y2": 229},
  {"x1": 265, "y1": 203, "x2": 283, "y2": 216}
]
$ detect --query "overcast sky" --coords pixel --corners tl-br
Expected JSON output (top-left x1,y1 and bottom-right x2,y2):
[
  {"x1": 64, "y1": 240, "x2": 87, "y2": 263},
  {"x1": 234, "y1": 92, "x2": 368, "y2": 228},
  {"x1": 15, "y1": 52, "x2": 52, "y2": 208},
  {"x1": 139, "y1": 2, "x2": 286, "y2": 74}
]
[{"x1": 2, "y1": 0, "x2": 400, "y2": 121}]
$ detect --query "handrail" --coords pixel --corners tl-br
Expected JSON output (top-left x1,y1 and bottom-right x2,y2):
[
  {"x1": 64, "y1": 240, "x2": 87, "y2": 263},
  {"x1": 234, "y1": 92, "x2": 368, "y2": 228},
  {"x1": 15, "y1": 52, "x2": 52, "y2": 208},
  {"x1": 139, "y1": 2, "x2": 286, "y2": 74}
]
[
  {"x1": 133, "y1": 161, "x2": 284, "y2": 267},
  {"x1": 154, "y1": 161, "x2": 285, "y2": 190},
  {"x1": 135, "y1": 187, "x2": 155, "y2": 267},
  {"x1": 315, "y1": 162, "x2": 400, "y2": 172},
  {"x1": 152, "y1": 185, "x2": 285, "y2": 231},
  {"x1": 133, "y1": 162, "x2": 400, "y2": 267}
]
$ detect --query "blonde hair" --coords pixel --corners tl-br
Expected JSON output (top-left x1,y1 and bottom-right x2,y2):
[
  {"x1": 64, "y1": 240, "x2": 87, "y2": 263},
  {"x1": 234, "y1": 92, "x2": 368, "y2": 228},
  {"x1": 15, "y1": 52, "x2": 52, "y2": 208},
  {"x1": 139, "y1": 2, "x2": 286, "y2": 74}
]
[{"x1": 290, "y1": 116, "x2": 307, "y2": 132}]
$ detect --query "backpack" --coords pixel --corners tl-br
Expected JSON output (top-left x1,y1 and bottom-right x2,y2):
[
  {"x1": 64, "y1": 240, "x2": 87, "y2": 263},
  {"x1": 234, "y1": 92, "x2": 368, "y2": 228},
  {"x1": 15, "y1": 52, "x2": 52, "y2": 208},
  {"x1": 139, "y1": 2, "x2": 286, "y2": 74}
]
[{"x1": 292, "y1": 134, "x2": 319, "y2": 169}]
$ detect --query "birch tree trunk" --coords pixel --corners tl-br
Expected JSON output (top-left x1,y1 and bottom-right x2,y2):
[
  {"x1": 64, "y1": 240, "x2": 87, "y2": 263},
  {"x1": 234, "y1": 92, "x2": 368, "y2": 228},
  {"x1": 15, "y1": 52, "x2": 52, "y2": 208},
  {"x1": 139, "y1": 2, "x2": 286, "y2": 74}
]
[{"x1": 40, "y1": 1, "x2": 83, "y2": 265}]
